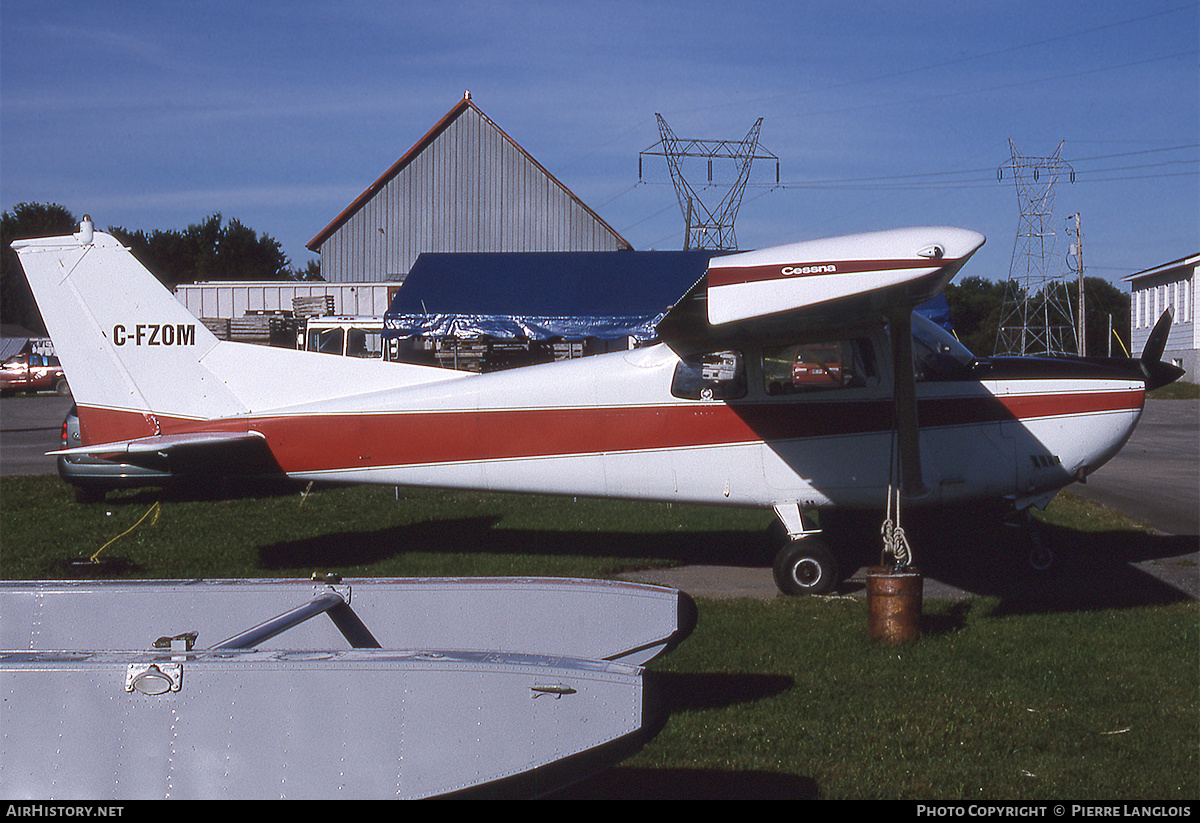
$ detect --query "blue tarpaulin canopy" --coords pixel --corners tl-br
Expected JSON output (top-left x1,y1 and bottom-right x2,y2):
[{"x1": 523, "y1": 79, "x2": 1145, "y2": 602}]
[
  {"x1": 383, "y1": 251, "x2": 719, "y2": 341},
  {"x1": 915, "y1": 292, "x2": 954, "y2": 331},
  {"x1": 383, "y1": 249, "x2": 955, "y2": 342}
]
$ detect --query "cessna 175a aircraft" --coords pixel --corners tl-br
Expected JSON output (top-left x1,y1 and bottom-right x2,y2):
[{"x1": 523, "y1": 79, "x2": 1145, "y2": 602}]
[{"x1": 13, "y1": 219, "x2": 1182, "y2": 595}]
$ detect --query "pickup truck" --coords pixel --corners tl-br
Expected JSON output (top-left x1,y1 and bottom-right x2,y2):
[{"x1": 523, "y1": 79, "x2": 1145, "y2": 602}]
[{"x1": 0, "y1": 352, "x2": 69, "y2": 396}]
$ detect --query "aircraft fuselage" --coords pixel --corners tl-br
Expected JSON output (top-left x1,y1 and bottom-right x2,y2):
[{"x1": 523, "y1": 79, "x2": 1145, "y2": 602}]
[{"x1": 73, "y1": 323, "x2": 1145, "y2": 514}]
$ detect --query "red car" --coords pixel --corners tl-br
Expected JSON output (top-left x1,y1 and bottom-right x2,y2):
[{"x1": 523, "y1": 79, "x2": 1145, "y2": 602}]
[
  {"x1": 0, "y1": 352, "x2": 69, "y2": 396},
  {"x1": 791, "y1": 343, "x2": 844, "y2": 386}
]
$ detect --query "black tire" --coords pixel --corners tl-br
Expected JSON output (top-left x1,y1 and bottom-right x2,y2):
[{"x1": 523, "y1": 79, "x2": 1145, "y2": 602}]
[
  {"x1": 1005, "y1": 509, "x2": 1054, "y2": 571},
  {"x1": 773, "y1": 538, "x2": 840, "y2": 596},
  {"x1": 55, "y1": 378, "x2": 71, "y2": 396}
]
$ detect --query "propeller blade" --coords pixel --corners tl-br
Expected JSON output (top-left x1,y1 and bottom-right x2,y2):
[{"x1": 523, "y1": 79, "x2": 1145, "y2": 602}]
[
  {"x1": 1139, "y1": 308, "x2": 1186, "y2": 391},
  {"x1": 1142, "y1": 308, "x2": 1174, "y2": 364}
]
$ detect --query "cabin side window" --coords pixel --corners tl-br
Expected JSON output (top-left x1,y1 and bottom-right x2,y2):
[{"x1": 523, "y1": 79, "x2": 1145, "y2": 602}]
[
  {"x1": 762, "y1": 338, "x2": 876, "y2": 395},
  {"x1": 671, "y1": 350, "x2": 748, "y2": 400}
]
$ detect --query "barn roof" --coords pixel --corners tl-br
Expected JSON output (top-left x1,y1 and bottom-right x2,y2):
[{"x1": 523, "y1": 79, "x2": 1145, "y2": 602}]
[{"x1": 307, "y1": 93, "x2": 632, "y2": 253}]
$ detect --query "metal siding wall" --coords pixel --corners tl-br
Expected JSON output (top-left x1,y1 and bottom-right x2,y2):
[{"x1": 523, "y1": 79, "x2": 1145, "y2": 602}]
[{"x1": 321, "y1": 106, "x2": 625, "y2": 282}]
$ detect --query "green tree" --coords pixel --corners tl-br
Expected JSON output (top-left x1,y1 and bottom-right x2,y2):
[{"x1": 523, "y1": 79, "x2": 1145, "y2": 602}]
[
  {"x1": 110, "y1": 213, "x2": 291, "y2": 287},
  {"x1": 1, "y1": 202, "x2": 78, "y2": 334},
  {"x1": 294, "y1": 258, "x2": 323, "y2": 281},
  {"x1": 1082, "y1": 276, "x2": 1131, "y2": 357},
  {"x1": 943, "y1": 275, "x2": 1012, "y2": 356},
  {"x1": 945, "y1": 274, "x2": 1131, "y2": 359}
]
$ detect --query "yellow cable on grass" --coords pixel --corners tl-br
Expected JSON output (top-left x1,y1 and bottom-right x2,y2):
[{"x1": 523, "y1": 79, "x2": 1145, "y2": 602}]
[{"x1": 90, "y1": 501, "x2": 161, "y2": 563}]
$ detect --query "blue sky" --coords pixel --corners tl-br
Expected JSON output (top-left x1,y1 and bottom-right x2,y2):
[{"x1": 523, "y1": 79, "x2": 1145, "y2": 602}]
[{"x1": 2, "y1": 1, "x2": 1196, "y2": 288}]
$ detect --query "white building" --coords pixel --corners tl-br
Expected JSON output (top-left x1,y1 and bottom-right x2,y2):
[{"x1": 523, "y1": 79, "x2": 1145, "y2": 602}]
[{"x1": 1126, "y1": 252, "x2": 1197, "y2": 381}]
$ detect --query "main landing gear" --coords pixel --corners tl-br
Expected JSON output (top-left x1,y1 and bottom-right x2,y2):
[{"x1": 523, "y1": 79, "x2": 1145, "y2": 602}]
[
  {"x1": 772, "y1": 537, "x2": 840, "y2": 596},
  {"x1": 770, "y1": 504, "x2": 844, "y2": 596}
]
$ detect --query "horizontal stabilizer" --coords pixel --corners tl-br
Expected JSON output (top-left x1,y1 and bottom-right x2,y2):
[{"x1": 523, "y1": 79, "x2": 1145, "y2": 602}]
[
  {"x1": 51, "y1": 429, "x2": 266, "y2": 458},
  {"x1": 52, "y1": 428, "x2": 280, "y2": 476}
]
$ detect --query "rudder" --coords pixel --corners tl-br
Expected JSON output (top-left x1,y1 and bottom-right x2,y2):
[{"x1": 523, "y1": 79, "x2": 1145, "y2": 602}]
[{"x1": 12, "y1": 218, "x2": 250, "y2": 443}]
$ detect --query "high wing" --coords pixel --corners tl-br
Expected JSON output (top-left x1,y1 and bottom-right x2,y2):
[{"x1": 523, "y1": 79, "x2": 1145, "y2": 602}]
[{"x1": 658, "y1": 227, "x2": 986, "y2": 347}]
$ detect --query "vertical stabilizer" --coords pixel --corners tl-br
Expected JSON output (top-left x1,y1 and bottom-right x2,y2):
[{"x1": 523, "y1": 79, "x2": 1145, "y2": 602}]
[{"x1": 12, "y1": 221, "x2": 249, "y2": 442}]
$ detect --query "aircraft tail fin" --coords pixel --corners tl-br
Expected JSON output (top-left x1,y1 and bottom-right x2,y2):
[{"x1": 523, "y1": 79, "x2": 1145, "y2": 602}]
[
  {"x1": 12, "y1": 219, "x2": 251, "y2": 444},
  {"x1": 13, "y1": 218, "x2": 464, "y2": 448}
]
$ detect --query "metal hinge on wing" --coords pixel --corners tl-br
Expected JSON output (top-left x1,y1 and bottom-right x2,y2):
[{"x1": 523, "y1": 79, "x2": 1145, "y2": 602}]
[{"x1": 531, "y1": 683, "x2": 577, "y2": 699}]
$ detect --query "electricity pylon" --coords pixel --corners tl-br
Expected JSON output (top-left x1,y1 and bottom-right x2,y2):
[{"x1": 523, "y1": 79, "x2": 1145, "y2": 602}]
[
  {"x1": 640, "y1": 114, "x2": 778, "y2": 250},
  {"x1": 994, "y1": 139, "x2": 1077, "y2": 356}
]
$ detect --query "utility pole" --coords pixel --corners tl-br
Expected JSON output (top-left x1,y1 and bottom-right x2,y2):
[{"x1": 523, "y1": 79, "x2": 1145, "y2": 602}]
[{"x1": 1066, "y1": 212, "x2": 1085, "y2": 356}]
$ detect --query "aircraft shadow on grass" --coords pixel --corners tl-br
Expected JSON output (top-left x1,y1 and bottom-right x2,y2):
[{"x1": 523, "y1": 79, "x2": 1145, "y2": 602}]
[{"x1": 252, "y1": 511, "x2": 1196, "y2": 614}]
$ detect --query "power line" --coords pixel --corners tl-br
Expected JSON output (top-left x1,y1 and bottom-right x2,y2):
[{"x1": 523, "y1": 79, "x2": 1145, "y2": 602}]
[
  {"x1": 657, "y1": 6, "x2": 1196, "y2": 120},
  {"x1": 754, "y1": 144, "x2": 1198, "y2": 191}
]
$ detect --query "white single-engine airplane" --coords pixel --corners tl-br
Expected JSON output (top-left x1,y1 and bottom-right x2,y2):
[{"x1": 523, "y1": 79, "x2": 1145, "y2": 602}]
[{"x1": 14, "y1": 219, "x2": 1182, "y2": 595}]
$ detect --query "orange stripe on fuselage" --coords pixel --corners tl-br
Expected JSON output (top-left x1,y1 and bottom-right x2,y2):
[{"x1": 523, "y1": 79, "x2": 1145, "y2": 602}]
[{"x1": 76, "y1": 386, "x2": 1143, "y2": 475}]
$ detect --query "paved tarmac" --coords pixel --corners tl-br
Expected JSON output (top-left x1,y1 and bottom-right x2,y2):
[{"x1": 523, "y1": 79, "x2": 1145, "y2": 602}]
[
  {"x1": 0, "y1": 394, "x2": 74, "y2": 476},
  {"x1": 3, "y1": 393, "x2": 1197, "y2": 604},
  {"x1": 1071, "y1": 398, "x2": 1198, "y2": 536}
]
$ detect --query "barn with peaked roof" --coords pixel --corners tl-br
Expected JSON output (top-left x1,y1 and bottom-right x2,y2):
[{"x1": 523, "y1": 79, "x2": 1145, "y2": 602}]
[{"x1": 307, "y1": 92, "x2": 633, "y2": 284}]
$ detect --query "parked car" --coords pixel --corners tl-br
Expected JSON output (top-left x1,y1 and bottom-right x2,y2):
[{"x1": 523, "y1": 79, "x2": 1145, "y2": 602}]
[
  {"x1": 57, "y1": 405, "x2": 172, "y2": 503},
  {"x1": 1, "y1": 352, "x2": 69, "y2": 396}
]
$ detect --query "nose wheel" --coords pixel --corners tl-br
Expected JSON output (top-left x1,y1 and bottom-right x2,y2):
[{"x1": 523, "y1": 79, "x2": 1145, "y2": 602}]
[
  {"x1": 1006, "y1": 509, "x2": 1054, "y2": 571},
  {"x1": 773, "y1": 538, "x2": 840, "y2": 596},
  {"x1": 1027, "y1": 522, "x2": 1054, "y2": 571}
]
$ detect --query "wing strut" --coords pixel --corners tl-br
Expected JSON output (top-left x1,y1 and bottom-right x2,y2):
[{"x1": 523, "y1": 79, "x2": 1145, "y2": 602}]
[{"x1": 888, "y1": 309, "x2": 926, "y2": 500}]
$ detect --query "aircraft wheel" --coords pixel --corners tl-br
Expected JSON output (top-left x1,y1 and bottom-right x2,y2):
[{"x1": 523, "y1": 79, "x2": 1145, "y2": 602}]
[
  {"x1": 1027, "y1": 519, "x2": 1054, "y2": 571},
  {"x1": 773, "y1": 538, "x2": 840, "y2": 596},
  {"x1": 1029, "y1": 544, "x2": 1054, "y2": 571},
  {"x1": 1010, "y1": 510, "x2": 1054, "y2": 571}
]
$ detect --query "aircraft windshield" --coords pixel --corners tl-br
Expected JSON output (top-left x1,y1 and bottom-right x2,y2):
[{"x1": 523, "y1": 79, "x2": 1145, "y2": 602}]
[{"x1": 911, "y1": 313, "x2": 975, "y2": 381}]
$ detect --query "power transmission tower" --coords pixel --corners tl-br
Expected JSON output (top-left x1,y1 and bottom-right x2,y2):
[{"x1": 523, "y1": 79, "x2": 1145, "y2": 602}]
[
  {"x1": 994, "y1": 139, "x2": 1077, "y2": 356},
  {"x1": 640, "y1": 114, "x2": 778, "y2": 250}
]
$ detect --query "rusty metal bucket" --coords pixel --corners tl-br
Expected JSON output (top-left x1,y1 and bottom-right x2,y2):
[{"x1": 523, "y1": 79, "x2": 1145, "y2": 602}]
[{"x1": 866, "y1": 566, "x2": 923, "y2": 644}]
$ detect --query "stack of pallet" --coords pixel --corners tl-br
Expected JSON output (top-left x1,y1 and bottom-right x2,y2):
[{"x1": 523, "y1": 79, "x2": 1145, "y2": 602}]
[
  {"x1": 229, "y1": 315, "x2": 275, "y2": 344},
  {"x1": 201, "y1": 317, "x2": 231, "y2": 340},
  {"x1": 229, "y1": 313, "x2": 299, "y2": 347},
  {"x1": 293, "y1": 295, "x2": 335, "y2": 319}
]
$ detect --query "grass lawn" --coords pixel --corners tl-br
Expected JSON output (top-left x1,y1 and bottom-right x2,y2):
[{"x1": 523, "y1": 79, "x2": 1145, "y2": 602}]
[{"x1": 2, "y1": 475, "x2": 1196, "y2": 799}]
